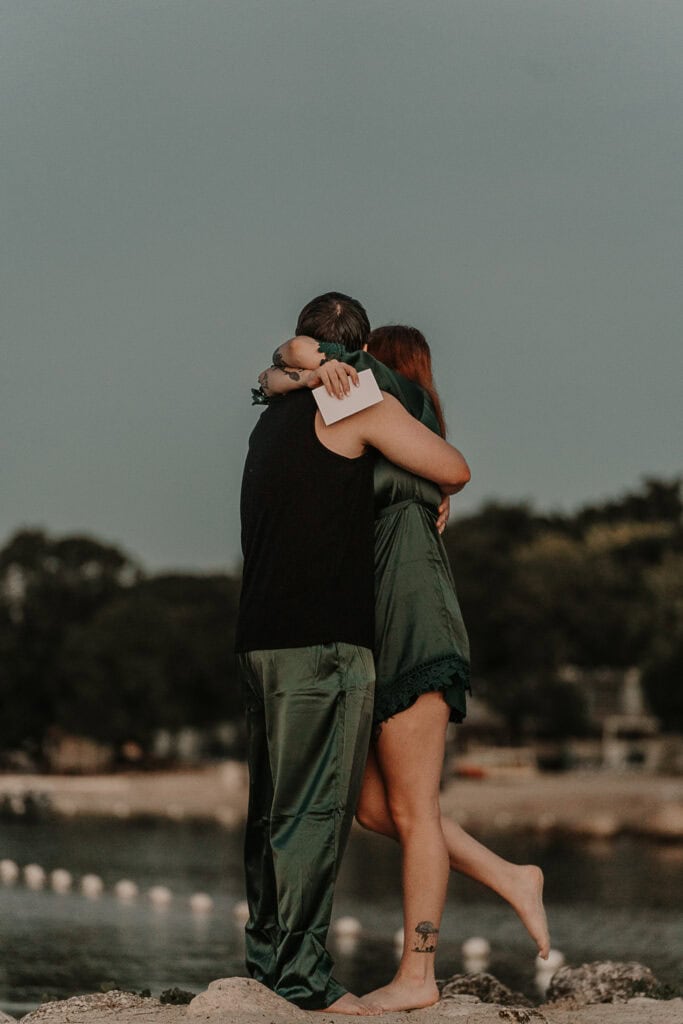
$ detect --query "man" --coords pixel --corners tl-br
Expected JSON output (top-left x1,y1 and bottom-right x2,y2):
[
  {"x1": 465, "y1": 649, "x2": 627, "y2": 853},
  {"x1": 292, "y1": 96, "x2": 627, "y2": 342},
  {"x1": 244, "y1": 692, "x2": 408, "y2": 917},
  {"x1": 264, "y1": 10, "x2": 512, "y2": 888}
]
[{"x1": 235, "y1": 292, "x2": 469, "y2": 1013}]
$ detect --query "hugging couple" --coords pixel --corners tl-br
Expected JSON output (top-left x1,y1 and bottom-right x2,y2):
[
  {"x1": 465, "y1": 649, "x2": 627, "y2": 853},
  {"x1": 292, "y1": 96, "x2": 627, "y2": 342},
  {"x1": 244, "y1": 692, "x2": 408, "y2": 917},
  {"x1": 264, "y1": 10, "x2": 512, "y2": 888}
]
[{"x1": 234, "y1": 291, "x2": 549, "y2": 1014}]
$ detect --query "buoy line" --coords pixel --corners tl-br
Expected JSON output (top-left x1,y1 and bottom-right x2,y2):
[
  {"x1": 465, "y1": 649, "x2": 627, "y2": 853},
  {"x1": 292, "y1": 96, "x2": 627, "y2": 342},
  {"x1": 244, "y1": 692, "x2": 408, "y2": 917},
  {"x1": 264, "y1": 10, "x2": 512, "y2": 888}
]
[{"x1": 0, "y1": 857, "x2": 225, "y2": 915}]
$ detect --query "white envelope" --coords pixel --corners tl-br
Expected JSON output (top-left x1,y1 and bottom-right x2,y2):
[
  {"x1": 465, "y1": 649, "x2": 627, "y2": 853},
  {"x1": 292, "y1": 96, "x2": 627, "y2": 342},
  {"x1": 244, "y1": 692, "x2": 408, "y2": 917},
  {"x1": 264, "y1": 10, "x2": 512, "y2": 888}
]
[{"x1": 312, "y1": 368, "x2": 383, "y2": 425}]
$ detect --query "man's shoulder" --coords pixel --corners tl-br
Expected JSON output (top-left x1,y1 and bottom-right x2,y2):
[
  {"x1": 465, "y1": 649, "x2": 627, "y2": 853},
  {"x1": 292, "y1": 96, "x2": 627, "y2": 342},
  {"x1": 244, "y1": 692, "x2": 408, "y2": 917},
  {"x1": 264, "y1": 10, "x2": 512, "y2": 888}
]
[{"x1": 257, "y1": 389, "x2": 314, "y2": 422}]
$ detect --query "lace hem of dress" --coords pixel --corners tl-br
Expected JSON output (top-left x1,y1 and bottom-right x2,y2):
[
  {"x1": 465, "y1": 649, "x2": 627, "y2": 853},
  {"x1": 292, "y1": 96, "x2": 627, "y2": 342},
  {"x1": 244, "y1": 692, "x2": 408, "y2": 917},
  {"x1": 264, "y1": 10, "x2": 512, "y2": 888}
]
[{"x1": 373, "y1": 653, "x2": 471, "y2": 731}]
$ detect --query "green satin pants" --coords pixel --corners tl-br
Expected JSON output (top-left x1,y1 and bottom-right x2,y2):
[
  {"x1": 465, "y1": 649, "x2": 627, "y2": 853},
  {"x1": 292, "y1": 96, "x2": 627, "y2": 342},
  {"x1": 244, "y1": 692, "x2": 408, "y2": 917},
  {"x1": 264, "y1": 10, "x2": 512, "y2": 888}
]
[{"x1": 238, "y1": 642, "x2": 375, "y2": 1009}]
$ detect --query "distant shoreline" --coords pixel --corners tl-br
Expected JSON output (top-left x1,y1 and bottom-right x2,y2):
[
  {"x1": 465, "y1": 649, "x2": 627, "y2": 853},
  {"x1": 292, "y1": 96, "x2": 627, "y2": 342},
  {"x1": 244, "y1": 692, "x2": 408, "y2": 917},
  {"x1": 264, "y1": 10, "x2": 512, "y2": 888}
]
[{"x1": 1, "y1": 764, "x2": 682, "y2": 842}]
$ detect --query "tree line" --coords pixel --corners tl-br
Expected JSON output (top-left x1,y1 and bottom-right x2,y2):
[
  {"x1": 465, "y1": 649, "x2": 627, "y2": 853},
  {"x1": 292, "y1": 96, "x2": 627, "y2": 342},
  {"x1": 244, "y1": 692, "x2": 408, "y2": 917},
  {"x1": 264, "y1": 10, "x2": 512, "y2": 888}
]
[{"x1": 0, "y1": 476, "x2": 681, "y2": 763}]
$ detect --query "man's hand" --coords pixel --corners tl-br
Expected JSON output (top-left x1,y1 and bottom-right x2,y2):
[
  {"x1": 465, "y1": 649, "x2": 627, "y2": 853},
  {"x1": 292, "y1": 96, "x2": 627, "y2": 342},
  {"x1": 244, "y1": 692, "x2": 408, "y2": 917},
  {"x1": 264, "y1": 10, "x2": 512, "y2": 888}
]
[
  {"x1": 436, "y1": 494, "x2": 450, "y2": 535},
  {"x1": 309, "y1": 359, "x2": 359, "y2": 399}
]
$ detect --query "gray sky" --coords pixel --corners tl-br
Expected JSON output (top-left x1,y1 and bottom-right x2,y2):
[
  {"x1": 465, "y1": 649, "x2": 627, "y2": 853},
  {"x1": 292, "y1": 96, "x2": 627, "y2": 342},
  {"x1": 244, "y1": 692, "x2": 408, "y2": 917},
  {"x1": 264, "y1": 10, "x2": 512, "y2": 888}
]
[{"x1": 2, "y1": 0, "x2": 681, "y2": 572}]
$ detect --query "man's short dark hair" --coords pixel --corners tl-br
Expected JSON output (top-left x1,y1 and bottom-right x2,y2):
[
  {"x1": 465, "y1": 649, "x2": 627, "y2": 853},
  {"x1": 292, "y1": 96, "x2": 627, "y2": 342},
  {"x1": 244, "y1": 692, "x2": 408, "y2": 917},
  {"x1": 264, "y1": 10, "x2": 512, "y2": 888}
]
[{"x1": 295, "y1": 292, "x2": 370, "y2": 352}]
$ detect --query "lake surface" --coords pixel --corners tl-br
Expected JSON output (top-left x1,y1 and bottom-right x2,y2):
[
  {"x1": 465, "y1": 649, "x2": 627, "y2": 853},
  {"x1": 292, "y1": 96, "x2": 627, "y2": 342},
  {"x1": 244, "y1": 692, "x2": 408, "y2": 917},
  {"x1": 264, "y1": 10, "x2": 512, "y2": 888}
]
[{"x1": 1, "y1": 818, "x2": 682, "y2": 1016}]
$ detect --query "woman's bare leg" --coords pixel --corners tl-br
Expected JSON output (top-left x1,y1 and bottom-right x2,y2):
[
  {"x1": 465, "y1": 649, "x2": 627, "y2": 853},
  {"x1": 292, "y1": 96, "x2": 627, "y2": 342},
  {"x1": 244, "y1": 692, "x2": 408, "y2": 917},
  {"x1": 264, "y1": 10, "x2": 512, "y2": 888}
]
[
  {"x1": 361, "y1": 692, "x2": 451, "y2": 1011},
  {"x1": 356, "y1": 735, "x2": 550, "y2": 959}
]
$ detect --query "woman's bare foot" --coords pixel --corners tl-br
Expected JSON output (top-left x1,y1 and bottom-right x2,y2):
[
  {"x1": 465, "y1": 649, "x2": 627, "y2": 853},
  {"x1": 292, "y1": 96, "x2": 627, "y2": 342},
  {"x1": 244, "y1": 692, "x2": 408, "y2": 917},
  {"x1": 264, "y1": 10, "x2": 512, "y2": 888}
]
[
  {"x1": 361, "y1": 978, "x2": 439, "y2": 1013},
  {"x1": 508, "y1": 864, "x2": 550, "y2": 959},
  {"x1": 319, "y1": 992, "x2": 380, "y2": 1015}
]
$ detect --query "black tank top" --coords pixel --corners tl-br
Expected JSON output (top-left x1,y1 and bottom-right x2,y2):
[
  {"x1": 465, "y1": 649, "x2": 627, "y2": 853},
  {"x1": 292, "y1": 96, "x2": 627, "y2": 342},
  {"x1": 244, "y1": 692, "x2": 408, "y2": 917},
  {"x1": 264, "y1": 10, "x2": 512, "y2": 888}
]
[{"x1": 235, "y1": 390, "x2": 375, "y2": 652}]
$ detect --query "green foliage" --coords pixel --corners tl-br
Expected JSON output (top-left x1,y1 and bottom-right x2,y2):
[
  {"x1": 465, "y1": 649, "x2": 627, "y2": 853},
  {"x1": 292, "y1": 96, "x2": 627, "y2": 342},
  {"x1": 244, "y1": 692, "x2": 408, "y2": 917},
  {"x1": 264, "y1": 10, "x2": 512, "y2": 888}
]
[
  {"x1": 444, "y1": 476, "x2": 682, "y2": 736},
  {"x1": 0, "y1": 528, "x2": 241, "y2": 755},
  {"x1": 640, "y1": 553, "x2": 683, "y2": 730},
  {"x1": 0, "y1": 475, "x2": 681, "y2": 754},
  {"x1": 0, "y1": 529, "x2": 143, "y2": 749},
  {"x1": 56, "y1": 576, "x2": 243, "y2": 743}
]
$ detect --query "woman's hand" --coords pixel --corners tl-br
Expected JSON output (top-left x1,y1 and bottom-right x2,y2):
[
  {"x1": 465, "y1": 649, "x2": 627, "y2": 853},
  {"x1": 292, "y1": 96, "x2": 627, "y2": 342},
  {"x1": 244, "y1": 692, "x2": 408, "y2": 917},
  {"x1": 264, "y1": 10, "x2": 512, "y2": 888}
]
[
  {"x1": 310, "y1": 359, "x2": 360, "y2": 399},
  {"x1": 436, "y1": 494, "x2": 450, "y2": 534}
]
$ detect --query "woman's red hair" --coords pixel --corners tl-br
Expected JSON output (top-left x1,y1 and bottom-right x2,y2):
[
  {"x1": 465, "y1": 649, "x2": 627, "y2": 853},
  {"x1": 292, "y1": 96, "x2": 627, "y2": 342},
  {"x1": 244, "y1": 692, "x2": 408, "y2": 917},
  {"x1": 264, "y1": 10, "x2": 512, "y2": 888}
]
[{"x1": 367, "y1": 325, "x2": 447, "y2": 437}]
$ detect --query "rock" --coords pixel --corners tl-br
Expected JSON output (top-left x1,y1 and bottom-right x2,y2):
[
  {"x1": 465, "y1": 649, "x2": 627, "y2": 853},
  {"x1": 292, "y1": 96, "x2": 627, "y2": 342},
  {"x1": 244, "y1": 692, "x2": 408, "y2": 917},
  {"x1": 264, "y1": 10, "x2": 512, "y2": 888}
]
[
  {"x1": 436, "y1": 993, "x2": 481, "y2": 1005},
  {"x1": 159, "y1": 987, "x2": 195, "y2": 1005},
  {"x1": 496, "y1": 1012, "x2": 547, "y2": 1024},
  {"x1": 435, "y1": 1004, "x2": 547, "y2": 1024},
  {"x1": 0, "y1": 1010, "x2": 17, "y2": 1022},
  {"x1": 440, "y1": 973, "x2": 533, "y2": 1007},
  {"x1": 187, "y1": 977, "x2": 295, "y2": 1019},
  {"x1": 19, "y1": 990, "x2": 160, "y2": 1023},
  {"x1": 545, "y1": 961, "x2": 661, "y2": 1004}
]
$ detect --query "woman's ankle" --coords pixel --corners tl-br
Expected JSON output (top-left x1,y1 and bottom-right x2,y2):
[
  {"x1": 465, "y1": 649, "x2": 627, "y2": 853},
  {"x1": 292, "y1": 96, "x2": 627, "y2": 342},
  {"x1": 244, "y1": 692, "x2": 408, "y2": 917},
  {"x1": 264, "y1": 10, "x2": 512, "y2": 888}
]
[{"x1": 394, "y1": 959, "x2": 437, "y2": 987}]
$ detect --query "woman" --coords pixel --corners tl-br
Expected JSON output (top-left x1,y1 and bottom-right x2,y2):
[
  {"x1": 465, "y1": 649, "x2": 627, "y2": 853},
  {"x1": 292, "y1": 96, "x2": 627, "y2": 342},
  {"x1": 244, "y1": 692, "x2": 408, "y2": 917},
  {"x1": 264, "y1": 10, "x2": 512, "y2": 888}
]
[{"x1": 257, "y1": 327, "x2": 549, "y2": 1012}]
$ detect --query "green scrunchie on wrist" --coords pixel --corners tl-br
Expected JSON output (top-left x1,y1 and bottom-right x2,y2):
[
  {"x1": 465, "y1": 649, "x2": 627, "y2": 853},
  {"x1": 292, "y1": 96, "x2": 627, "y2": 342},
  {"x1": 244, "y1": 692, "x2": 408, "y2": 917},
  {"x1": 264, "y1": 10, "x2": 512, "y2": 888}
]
[
  {"x1": 315, "y1": 339, "x2": 347, "y2": 361},
  {"x1": 251, "y1": 386, "x2": 272, "y2": 406}
]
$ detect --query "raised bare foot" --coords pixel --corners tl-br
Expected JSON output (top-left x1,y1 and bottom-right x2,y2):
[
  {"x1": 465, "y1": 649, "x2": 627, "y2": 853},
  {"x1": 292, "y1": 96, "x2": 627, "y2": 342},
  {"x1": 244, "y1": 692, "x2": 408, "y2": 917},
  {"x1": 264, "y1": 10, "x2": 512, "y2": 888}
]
[
  {"x1": 318, "y1": 992, "x2": 381, "y2": 1015},
  {"x1": 361, "y1": 978, "x2": 439, "y2": 1013},
  {"x1": 509, "y1": 864, "x2": 550, "y2": 959}
]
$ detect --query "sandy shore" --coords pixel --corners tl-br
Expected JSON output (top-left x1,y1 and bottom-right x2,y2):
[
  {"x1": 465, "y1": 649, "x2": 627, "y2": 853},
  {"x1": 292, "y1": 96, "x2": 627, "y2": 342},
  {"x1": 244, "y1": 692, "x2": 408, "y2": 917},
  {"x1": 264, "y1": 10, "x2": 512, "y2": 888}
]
[
  {"x1": 2, "y1": 765, "x2": 682, "y2": 839},
  {"x1": 12, "y1": 979, "x2": 683, "y2": 1024}
]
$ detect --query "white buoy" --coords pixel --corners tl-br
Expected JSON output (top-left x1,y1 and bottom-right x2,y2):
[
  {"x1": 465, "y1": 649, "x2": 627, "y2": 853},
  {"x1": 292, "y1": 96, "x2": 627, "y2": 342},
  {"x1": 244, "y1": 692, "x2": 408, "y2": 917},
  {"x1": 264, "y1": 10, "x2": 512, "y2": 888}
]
[
  {"x1": 536, "y1": 948, "x2": 565, "y2": 973},
  {"x1": 190, "y1": 892, "x2": 214, "y2": 914},
  {"x1": 336, "y1": 935, "x2": 359, "y2": 956},
  {"x1": 535, "y1": 948, "x2": 564, "y2": 996},
  {"x1": 462, "y1": 936, "x2": 491, "y2": 958},
  {"x1": 24, "y1": 863, "x2": 46, "y2": 889},
  {"x1": 114, "y1": 879, "x2": 138, "y2": 901},
  {"x1": 393, "y1": 927, "x2": 404, "y2": 949},
  {"x1": 148, "y1": 885, "x2": 173, "y2": 906},
  {"x1": 232, "y1": 899, "x2": 250, "y2": 926},
  {"x1": 50, "y1": 869, "x2": 73, "y2": 893},
  {"x1": 332, "y1": 917, "x2": 362, "y2": 956},
  {"x1": 81, "y1": 873, "x2": 104, "y2": 899},
  {"x1": 333, "y1": 916, "x2": 362, "y2": 939},
  {"x1": 463, "y1": 935, "x2": 491, "y2": 972},
  {"x1": 0, "y1": 859, "x2": 19, "y2": 885}
]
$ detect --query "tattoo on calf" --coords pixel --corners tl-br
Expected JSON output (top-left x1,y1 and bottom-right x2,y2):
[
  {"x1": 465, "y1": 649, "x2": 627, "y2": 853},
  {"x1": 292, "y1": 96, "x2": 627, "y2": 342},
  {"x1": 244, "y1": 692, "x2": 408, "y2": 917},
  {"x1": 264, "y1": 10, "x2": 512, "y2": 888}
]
[{"x1": 412, "y1": 920, "x2": 439, "y2": 953}]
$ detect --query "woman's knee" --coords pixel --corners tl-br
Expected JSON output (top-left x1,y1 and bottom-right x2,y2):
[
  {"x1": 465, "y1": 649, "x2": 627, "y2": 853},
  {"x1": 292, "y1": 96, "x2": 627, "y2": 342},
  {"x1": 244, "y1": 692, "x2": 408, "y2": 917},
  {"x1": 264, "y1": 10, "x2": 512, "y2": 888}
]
[{"x1": 387, "y1": 792, "x2": 441, "y2": 838}]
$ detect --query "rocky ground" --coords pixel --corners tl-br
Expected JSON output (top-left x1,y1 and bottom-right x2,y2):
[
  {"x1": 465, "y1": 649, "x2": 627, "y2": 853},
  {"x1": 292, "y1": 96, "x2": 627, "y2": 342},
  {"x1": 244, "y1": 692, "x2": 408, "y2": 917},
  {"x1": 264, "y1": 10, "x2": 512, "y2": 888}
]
[
  {"x1": 5, "y1": 969, "x2": 683, "y2": 1024},
  {"x1": 1, "y1": 766, "x2": 683, "y2": 840}
]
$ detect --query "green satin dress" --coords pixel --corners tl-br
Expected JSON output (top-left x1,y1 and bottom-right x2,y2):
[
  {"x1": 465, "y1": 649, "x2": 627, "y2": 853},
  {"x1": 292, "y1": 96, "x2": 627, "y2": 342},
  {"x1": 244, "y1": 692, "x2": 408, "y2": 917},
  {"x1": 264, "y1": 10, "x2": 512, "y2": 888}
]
[{"x1": 317, "y1": 343, "x2": 471, "y2": 729}]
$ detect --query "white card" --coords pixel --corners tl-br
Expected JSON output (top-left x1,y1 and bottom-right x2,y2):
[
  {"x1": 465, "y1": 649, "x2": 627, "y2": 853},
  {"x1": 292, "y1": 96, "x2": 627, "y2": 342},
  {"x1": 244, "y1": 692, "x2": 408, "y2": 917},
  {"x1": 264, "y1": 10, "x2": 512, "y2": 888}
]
[{"x1": 312, "y1": 367, "x2": 383, "y2": 425}]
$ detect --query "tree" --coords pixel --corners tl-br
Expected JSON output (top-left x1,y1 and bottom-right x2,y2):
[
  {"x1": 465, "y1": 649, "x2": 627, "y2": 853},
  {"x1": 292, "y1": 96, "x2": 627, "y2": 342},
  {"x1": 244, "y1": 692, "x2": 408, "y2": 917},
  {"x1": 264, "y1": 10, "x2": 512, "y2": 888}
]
[
  {"x1": 0, "y1": 529, "x2": 142, "y2": 749},
  {"x1": 640, "y1": 553, "x2": 683, "y2": 731},
  {"x1": 55, "y1": 574, "x2": 244, "y2": 746}
]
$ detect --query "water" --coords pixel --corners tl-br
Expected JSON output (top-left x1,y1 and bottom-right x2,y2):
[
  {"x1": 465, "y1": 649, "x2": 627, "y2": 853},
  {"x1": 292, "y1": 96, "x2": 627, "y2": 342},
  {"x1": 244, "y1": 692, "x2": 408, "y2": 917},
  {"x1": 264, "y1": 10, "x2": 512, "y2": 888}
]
[{"x1": 1, "y1": 818, "x2": 682, "y2": 1016}]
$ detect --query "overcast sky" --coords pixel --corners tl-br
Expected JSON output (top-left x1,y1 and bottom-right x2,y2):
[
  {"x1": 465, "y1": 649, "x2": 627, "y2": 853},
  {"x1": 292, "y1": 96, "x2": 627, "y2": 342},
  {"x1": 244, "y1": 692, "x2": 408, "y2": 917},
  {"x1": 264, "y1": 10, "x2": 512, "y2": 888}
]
[{"x1": 2, "y1": 1, "x2": 681, "y2": 572}]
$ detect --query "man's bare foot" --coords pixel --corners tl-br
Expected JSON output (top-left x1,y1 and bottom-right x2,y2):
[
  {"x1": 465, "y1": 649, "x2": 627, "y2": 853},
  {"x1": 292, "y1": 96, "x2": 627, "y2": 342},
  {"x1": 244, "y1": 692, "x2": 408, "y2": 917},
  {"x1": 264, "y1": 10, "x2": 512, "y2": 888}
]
[
  {"x1": 508, "y1": 864, "x2": 550, "y2": 959},
  {"x1": 361, "y1": 978, "x2": 439, "y2": 1013},
  {"x1": 318, "y1": 992, "x2": 380, "y2": 1015}
]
